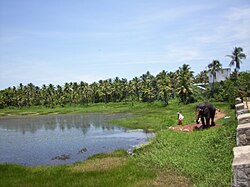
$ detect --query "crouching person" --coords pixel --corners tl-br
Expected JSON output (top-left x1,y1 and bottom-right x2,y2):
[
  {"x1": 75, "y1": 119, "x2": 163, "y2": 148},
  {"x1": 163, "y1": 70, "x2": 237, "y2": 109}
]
[{"x1": 177, "y1": 112, "x2": 184, "y2": 125}]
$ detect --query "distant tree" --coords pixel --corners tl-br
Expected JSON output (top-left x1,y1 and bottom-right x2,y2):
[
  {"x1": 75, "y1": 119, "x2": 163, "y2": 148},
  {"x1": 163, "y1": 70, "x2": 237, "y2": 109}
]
[
  {"x1": 176, "y1": 64, "x2": 194, "y2": 104},
  {"x1": 128, "y1": 80, "x2": 136, "y2": 106},
  {"x1": 140, "y1": 71, "x2": 155, "y2": 102},
  {"x1": 120, "y1": 78, "x2": 128, "y2": 102},
  {"x1": 227, "y1": 47, "x2": 246, "y2": 73},
  {"x1": 156, "y1": 70, "x2": 170, "y2": 105},
  {"x1": 194, "y1": 70, "x2": 208, "y2": 85},
  {"x1": 131, "y1": 77, "x2": 141, "y2": 101},
  {"x1": 168, "y1": 71, "x2": 178, "y2": 99},
  {"x1": 222, "y1": 79, "x2": 238, "y2": 108},
  {"x1": 99, "y1": 79, "x2": 112, "y2": 103},
  {"x1": 238, "y1": 71, "x2": 250, "y2": 105},
  {"x1": 47, "y1": 84, "x2": 55, "y2": 107},
  {"x1": 90, "y1": 82, "x2": 99, "y2": 103},
  {"x1": 79, "y1": 81, "x2": 90, "y2": 105},
  {"x1": 208, "y1": 60, "x2": 222, "y2": 97},
  {"x1": 112, "y1": 77, "x2": 121, "y2": 102}
]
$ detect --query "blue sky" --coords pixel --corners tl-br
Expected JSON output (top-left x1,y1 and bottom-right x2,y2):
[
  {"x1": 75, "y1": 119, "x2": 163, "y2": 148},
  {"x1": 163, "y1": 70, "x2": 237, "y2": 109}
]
[{"x1": 0, "y1": 0, "x2": 249, "y2": 89}]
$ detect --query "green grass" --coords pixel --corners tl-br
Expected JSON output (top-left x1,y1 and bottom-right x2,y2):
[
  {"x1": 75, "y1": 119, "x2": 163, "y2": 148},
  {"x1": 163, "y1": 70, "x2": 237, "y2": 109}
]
[
  {"x1": 110, "y1": 101, "x2": 235, "y2": 186},
  {"x1": 0, "y1": 102, "x2": 135, "y2": 116},
  {"x1": 0, "y1": 100, "x2": 236, "y2": 186},
  {"x1": 109, "y1": 100, "x2": 199, "y2": 131},
  {"x1": 135, "y1": 116, "x2": 235, "y2": 186},
  {"x1": 111, "y1": 100, "x2": 236, "y2": 186},
  {"x1": 0, "y1": 150, "x2": 156, "y2": 187}
]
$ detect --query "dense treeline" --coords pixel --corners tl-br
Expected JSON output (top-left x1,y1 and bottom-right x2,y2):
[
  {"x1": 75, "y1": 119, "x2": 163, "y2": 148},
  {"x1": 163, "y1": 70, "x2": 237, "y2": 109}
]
[
  {"x1": 0, "y1": 47, "x2": 248, "y2": 109},
  {"x1": 1, "y1": 65, "x2": 249, "y2": 109},
  {"x1": 0, "y1": 64, "x2": 195, "y2": 108}
]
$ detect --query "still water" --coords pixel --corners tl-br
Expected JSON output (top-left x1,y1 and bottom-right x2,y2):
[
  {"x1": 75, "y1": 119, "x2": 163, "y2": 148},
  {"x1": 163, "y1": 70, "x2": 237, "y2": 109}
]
[{"x1": 0, "y1": 114, "x2": 153, "y2": 166}]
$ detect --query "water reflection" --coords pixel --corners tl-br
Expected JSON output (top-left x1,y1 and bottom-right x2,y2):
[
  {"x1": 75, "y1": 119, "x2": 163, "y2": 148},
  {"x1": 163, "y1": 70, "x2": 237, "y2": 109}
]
[
  {"x1": 0, "y1": 114, "x2": 130, "y2": 135},
  {"x1": 0, "y1": 113, "x2": 153, "y2": 166}
]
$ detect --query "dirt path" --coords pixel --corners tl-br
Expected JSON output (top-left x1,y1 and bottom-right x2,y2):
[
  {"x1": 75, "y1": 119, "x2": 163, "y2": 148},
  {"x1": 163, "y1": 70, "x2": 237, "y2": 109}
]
[{"x1": 169, "y1": 110, "x2": 226, "y2": 132}]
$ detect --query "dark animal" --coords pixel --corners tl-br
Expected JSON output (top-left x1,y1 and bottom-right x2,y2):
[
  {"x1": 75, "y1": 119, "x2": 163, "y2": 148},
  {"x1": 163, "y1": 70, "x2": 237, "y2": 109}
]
[{"x1": 196, "y1": 102, "x2": 216, "y2": 129}]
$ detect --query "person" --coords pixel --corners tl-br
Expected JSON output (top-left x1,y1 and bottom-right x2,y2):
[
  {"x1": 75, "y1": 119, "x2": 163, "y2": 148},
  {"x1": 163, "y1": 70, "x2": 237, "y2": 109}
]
[
  {"x1": 239, "y1": 88, "x2": 244, "y2": 103},
  {"x1": 177, "y1": 112, "x2": 184, "y2": 125}
]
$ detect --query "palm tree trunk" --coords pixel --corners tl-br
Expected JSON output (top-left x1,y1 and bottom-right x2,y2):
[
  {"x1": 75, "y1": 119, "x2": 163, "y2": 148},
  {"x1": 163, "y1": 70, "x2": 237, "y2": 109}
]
[{"x1": 212, "y1": 75, "x2": 215, "y2": 97}]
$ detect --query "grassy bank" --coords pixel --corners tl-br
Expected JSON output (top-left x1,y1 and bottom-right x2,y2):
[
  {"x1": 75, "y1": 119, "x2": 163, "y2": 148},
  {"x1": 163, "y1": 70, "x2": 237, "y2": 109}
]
[
  {"x1": 111, "y1": 100, "x2": 236, "y2": 186},
  {"x1": 0, "y1": 150, "x2": 153, "y2": 187},
  {"x1": 0, "y1": 102, "x2": 135, "y2": 116},
  {"x1": 0, "y1": 100, "x2": 236, "y2": 186},
  {"x1": 135, "y1": 115, "x2": 235, "y2": 186}
]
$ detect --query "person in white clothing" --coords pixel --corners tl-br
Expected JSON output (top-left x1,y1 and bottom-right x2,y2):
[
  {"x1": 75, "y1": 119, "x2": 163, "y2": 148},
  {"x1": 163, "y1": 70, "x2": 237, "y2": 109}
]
[{"x1": 177, "y1": 112, "x2": 184, "y2": 125}]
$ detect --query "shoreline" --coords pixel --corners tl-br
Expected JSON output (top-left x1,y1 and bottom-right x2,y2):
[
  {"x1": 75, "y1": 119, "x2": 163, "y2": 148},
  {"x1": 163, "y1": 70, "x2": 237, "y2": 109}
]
[{"x1": 0, "y1": 101, "x2": 235, "y2": 186}]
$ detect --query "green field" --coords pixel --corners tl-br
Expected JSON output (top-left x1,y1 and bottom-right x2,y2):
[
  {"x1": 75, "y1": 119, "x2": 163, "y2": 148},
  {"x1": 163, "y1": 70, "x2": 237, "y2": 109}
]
[{"x1": 0, "y1": 100, "x2": 236, "y2": 186}]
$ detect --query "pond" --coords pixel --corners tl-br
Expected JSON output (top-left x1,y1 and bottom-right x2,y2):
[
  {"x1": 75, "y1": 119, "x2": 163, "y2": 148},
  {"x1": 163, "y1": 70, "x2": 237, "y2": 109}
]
[{"x1": 0, "y1": 113, "x2": 154, "y2": 166}]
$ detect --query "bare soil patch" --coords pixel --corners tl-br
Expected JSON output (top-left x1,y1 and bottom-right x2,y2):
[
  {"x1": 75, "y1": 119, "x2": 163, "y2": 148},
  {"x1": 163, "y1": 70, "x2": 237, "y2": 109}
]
[{"x1": 169, "y1": 110, "x2": 225, "y2": 132}]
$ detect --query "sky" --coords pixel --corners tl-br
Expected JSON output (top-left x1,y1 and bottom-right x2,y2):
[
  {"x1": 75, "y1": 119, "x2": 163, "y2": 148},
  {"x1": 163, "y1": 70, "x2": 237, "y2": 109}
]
[{"x1": 0, "y1": 0, "x2": 250, "y2": 89}]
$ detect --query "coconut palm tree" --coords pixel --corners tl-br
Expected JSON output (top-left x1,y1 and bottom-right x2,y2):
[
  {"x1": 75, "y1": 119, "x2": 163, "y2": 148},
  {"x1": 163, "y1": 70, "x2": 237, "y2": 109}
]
[
  {"x1": 120, "y1": 78, "x2": 128, "y2": 102},
  {"x1": 112, "y1": 77, "x2": 121, "y2": 102},
  {"x1": 156, "y1": 70, "x2": 170, "y2": 105},
  {"x1": 176, "y1": 64, "x2": 194, "y2": 104},
  {"x1": 90, "y1": 82, "x2": 99, "y2": 103},
  {"x1": 227, "y1": 47, "x2": 246, "y2": 73},
  {"x1": 99, "y1": 79, "x2": 112, "y2": 103},
  {"x1": 56, "y1": 85, "x2": 64, "y2": 106},
  {"x1": 47, "y1": 84, "x2": 55, "y2": 107},
  {"x1": 79, "y1": 82, "x2": 91, "y2": 105},
  {"x1": 131, "y1": 77, "x2": 141, "y2": 101},
  {"x1": 208, "y1": 60, "x2": 222, "y2": 97},
  {"x1": 194, "y1": 70, "x2": 208, "y2": 85},
  {"x1": 168, "y1": 71, "x2": 178, "y2": 99},
  {"x1": 128, "y1": 80, "x2": 136, "y2": 106},
  {"x1": 140, "y1": 71, "x2": 155, "y2": 102},
  {"x1": 63, "y1": 83, "x2": 71, "y2": 105}
]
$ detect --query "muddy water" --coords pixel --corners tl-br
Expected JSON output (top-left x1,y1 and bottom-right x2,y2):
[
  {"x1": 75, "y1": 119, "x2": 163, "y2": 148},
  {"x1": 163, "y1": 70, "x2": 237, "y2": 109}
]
[{"x1": 0, "y1": 114, "x2": 153, "y2": 166}]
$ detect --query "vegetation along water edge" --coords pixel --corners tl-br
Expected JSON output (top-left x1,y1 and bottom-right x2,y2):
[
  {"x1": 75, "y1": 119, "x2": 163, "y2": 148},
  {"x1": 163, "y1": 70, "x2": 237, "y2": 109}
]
[{"x1": 0, "y1": 100, "x2": 236, "y2": 187}]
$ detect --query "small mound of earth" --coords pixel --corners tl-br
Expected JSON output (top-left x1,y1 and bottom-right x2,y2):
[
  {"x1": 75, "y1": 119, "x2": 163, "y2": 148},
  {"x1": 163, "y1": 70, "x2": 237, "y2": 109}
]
[
  {"x1": 169, "y1": 110, "x2": 225, "y2": 132},
  {"x1": 169, "y1": 123, "x2": 221, "y2": 132}
]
